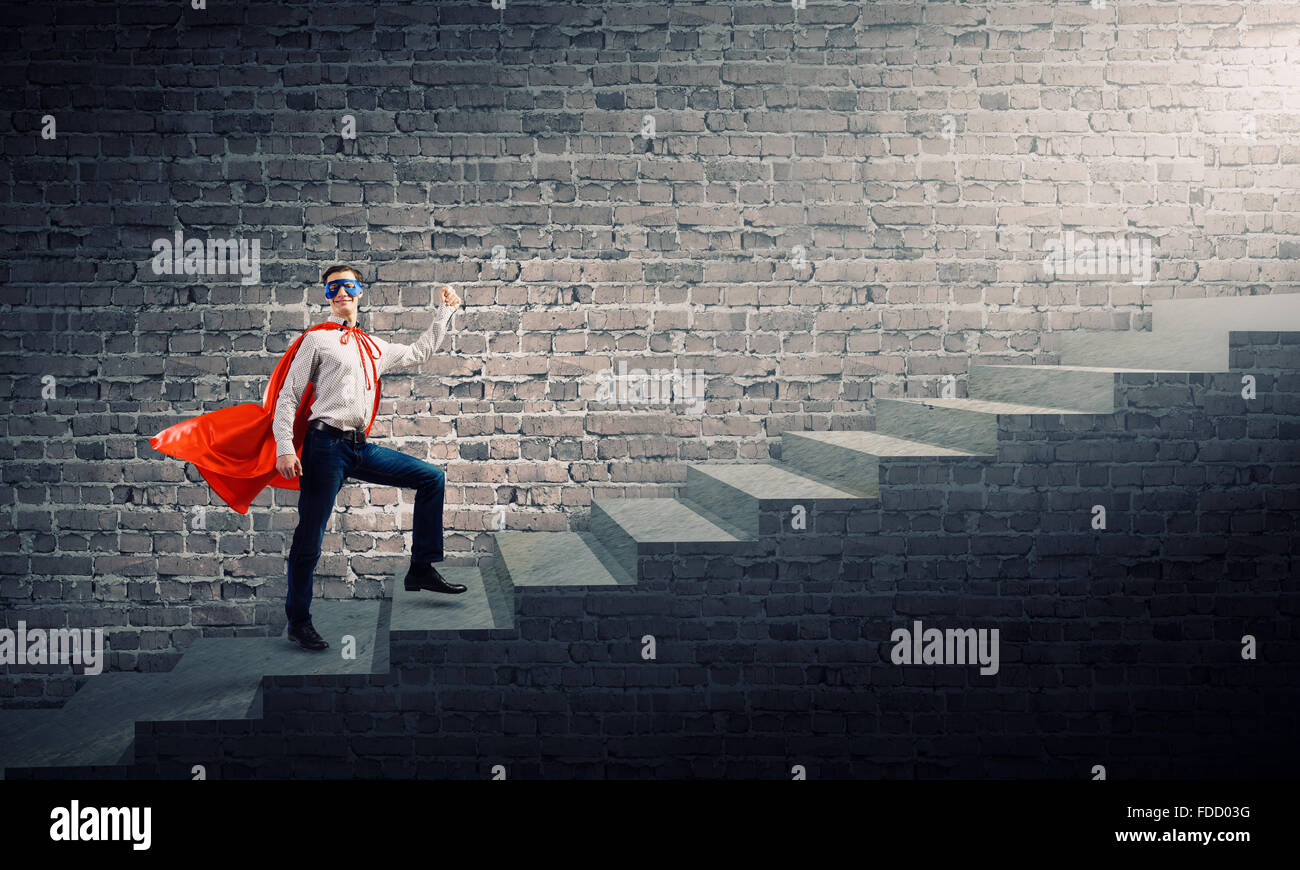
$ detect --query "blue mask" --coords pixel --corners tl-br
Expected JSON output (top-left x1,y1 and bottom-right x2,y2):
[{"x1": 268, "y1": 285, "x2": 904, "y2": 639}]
[{"x1": 324, "y1": 278, "x2": 364, "y2": 299}]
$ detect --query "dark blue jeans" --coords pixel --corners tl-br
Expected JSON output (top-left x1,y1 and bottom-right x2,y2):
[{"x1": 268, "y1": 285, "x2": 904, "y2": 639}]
[{"x1": 286, "y1": 426, "x2": 446, "y2": 627}]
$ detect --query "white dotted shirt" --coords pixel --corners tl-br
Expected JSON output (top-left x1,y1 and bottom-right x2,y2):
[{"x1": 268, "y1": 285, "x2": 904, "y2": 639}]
[{"x1": 273, "y1": 305, "x2": 456, "y2": 456}]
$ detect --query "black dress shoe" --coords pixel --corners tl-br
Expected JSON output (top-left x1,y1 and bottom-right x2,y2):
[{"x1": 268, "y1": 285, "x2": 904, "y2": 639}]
[
  {"x1": 287, "y1": 622, "x2": 329, "y2": 651},
  {"x1": 404, "y1": 563, "x2": 467, "y2": 594}
]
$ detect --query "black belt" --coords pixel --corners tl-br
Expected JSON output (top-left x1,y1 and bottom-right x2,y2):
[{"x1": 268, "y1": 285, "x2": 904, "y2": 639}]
[{"x1": 309, "y1": 419, "x2": 366, "y2": 444}]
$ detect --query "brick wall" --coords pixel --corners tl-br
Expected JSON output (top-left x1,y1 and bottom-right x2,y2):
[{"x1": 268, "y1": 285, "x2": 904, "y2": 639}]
[{"x1": 3, "y1": 1, "x2": 1300, "y2": 710}]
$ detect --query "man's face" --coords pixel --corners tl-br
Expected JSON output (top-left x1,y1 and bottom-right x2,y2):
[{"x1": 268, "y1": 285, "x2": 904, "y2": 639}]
[{"x1": 326, "y1": 269, "x2": 360, "y2": 321}]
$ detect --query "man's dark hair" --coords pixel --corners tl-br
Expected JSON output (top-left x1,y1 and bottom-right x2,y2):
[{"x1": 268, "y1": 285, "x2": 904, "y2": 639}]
[{"x1": 321, "y1": 264, "x2": 364, "y2": 284}]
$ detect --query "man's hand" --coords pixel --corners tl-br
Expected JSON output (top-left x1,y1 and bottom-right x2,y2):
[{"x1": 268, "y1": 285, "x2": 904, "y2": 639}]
[
  {"x1": 440, "y1": 284, "x2": 462, "y2": 307},
  {"x1": 276, "y1": 453, "x2": 302, "y2": 479}
]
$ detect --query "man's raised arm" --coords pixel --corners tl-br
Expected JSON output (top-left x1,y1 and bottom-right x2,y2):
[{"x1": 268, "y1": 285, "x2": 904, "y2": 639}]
[{"x1": 376, "y1": 285, "x2": 462, "y2": 374}]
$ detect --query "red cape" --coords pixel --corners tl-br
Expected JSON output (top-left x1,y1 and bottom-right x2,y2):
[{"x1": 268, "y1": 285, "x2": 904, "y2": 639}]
[{"x1": 149, "y1": 322, "x2": 381, "y2": 514}]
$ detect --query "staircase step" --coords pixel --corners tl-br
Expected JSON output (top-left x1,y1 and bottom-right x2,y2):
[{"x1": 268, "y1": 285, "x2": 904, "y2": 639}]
[
  {"x1": 685, "y1": 461, "x2": 871, "y2": 538},
  {"x1": 493, "y1": 530, "x2": 631, "y2": 589},
  {"x1": 875, "y1": 397, "x2": 1099, "y2": 453},
  {"x1": 971, "y1": 363, "x2": 1210, "y2": 412},
  {"x1": 970, "y1": 363, "x2": 1147, "y2": 413},
  {"x1": 781, "y1": 429, "x2": 984, "y2": 494},
  {"x1": 173, "y1": 599, "x2": 383, "y2": 677},
  {"x1": 0, "y1": 709, "x2": 63, "y2": 778},
  {"x1": 1058, "y1": 293, "x2": 1300, "y2": 369},
  {"x1": 590, "y1": 497, "x2": 752, "y2": 581},
  {"x1": 1155, "y1": 292, "x2": 1300, "y2": 336},
  {"x1": 1, "y1": 669, "x2": 261, "y2": 777},
  {"x1": 1057, "y1": 330, "x2": 1224, "y2": 370},
  {"x1": 0, "y1": 599, "x2": 382, "y2": 778},
  {"x1": 391, "y1": 566, "x2": 498, "y2": 633}
]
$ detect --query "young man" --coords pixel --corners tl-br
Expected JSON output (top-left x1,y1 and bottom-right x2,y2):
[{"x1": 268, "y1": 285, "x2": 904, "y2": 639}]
[{"x1": 275, "y1": 265, "x2": 465, "y2": 651}]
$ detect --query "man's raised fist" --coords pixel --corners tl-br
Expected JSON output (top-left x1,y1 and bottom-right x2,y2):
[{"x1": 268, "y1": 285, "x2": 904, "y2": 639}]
[{"x1": 440, "y1": 285, "x2": 463, "y2": 307}]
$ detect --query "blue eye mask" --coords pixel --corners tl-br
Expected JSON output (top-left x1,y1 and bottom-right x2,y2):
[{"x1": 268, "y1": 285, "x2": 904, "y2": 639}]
[{"x1": 324, "y1": 278, "x2": 364, "y2": 299}]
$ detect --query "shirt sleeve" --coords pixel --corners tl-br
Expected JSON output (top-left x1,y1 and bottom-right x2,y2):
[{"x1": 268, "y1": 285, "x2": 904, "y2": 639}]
[
  {"x1": 376, "y1": 304, "x2": 455, "y2": 375},
  {"x1": 272, "y1": 335, "x2": 317, "y2": 457}
]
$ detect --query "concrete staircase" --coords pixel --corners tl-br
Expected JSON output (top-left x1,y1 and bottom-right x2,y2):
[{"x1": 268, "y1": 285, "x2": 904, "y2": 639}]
[{"x1": 2, "y1": 291, "x2": 1298, "y2": 779}]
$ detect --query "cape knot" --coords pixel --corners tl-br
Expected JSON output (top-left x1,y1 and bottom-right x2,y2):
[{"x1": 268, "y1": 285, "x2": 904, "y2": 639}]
[{"x1": 337, "y1": 324, "x2": 382, "y2": 390}]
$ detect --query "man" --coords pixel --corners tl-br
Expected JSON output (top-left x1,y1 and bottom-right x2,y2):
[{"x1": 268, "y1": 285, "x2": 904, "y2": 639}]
[{"x1": 274, "y1": 265, "x2": 465, "y2": 652}]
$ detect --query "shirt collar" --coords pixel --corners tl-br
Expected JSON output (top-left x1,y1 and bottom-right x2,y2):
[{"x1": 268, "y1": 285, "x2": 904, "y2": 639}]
[{"x1": 327, "y1": 315, "x2": 358, "y2": 328}]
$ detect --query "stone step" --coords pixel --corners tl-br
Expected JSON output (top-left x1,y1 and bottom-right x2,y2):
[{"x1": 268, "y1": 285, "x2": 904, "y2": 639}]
[
  {"x1": 875, "y1": 397, "x2": 1101, "y2": 454},
  {"x1": 1057, "y1": 292, "x2": 1300, "y2": 369},
  {"x1": 173, "y1": 599, "x2": 384, "y2": 678},
  {"x1": 1056, "y1": 329, "x2": 1224, "y2": 370},
  {"x1": 590, "y1": 497, "x2": 752, "y2": 581},
  {"x1": 0, "y1": 709, "x2": 65, "y2": 778},
  {"x1": 492, "y1": 530, "x2": 632, "y2": 590},
  {"x1": 684, "y1": 461, "x2": 872, "y2": 538},
  {"x1": 1, "y1": 669, "x2": 260, "y2": 777},
  {"x1": 969, "y1": 363, "x2": 1115, "y2": 412},
  {"x1": 968, "y1": 363, "x2": 1198, "y2": 413},
  {"x1": 389, "y1": 565, "x2": 498, "y2": 633},
  {"x1": 1155, "y1": 292, "x2": 1300, "y2": 336},
  {"x1": 0, "y1": 599, "x2": 382, "y2": 779},
  {"x1": 780, "y1": 429, "x2": 984, "y2": 494}
]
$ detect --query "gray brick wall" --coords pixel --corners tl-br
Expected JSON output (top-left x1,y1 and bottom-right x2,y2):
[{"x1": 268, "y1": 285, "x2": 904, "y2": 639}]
[{"x1": 2, "y1": 0, "x2": 1299, "y2": 716}]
